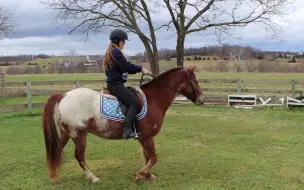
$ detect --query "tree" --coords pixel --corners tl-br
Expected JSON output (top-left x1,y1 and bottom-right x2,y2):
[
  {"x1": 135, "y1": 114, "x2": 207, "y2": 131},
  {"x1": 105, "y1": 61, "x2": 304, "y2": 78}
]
[
  {"x1": 290, "y1": 55, "x2": 296, "y2": 63},
  {"x1": 67, "y1": 49, "x2": 77, "y2": 62},
  {"x1": 0, "y1": 7, "x2": 16, "y2": 37},
  {"x1": 42, "y1": 0, "x2": 162, "y2": 75},
  {"x1": 162, "y1": 0, "x2": 294, "y2": 67},
  {"x1": 228, "y1": 45, "x2": 251, "y2": 72}
]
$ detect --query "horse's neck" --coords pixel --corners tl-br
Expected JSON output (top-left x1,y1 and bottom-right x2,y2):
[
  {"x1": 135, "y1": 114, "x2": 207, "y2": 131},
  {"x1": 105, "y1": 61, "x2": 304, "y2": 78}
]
[{"x1": 143, "y1": 75, "x2": 182, "y2": 115}]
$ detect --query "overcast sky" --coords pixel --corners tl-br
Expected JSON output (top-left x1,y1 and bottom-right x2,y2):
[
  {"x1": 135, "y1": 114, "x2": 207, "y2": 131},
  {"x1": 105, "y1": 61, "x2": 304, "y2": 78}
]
[{"x1": 0, "y1": 0, "x2": 303, "y2": 56}]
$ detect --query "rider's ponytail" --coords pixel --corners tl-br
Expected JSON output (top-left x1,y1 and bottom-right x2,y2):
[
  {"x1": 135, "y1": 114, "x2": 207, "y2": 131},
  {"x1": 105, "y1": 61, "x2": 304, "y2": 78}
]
[{"x1": 103, "y1": 42, "x2": 126, "y2": 70}]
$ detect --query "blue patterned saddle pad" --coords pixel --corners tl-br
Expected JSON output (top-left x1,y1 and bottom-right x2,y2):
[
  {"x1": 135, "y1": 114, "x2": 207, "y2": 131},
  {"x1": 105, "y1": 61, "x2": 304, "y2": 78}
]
[{"x1": 100, "y1": 89, "x2": 147, "y2": 122}]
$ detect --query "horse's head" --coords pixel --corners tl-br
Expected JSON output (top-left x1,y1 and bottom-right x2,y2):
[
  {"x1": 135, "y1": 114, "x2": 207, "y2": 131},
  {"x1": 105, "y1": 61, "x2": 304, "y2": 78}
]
[{"x1": 178, "y1": 65, "x2": 204, "y2": 105}]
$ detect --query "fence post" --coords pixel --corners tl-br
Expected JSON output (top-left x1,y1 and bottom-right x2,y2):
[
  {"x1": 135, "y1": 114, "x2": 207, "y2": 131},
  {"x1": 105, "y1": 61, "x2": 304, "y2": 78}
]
[
  {"x1": 26, "y1": 81, "x2": 32, "y2": 113},
  {"x1": 291, "y1": 80, "x2": 296, "y2": 98},
  {"x1": 75, "y1": 80, "x2": 80, "y2": 88},
  {"x1": 237, "y1": 79, "x2": 242, "y2": 93},
  {"x1": 0, "y1": 73, "x2": 4, "y2": 94}
]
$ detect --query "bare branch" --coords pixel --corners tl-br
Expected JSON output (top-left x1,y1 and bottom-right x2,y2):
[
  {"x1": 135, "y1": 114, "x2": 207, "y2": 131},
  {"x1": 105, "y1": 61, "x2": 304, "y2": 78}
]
[
  {"x1": 185, "y1": 0, "x2": 216, "y2": 31},
  {"x1": 163, "y1": 0, "x2": 179, "y2": 29},
  {"x1": 0, "y1": 7, "x2": 16, "y2": 37},
  {"x1": 155, "y1": 20, "x2": 173, "y2": 31}
]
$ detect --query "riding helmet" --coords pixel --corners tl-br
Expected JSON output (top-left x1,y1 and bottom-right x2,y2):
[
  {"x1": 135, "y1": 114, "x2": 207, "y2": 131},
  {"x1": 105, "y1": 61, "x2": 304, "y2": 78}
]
[{"x1": 109, "y1": 29, "x2": 128, "y2": 41}]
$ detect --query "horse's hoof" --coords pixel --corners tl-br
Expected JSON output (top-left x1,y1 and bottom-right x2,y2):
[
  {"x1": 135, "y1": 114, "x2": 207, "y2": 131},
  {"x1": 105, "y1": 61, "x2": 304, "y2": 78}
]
[
  {"x1": 135, "y1": 172, "x2": 156, "y2": 181},
  {"x1": 92, "y1": 177, "x2": 100, "y2": 183},
  {"x1": 135, "y1": 172, "x2": 145, "y2": 181},
  {"x1": 149, "y1": 174, "x2": 157, "y2": 181},
  {"x1": 51, "y1": 178, "x2": 61, "y2": 184}
]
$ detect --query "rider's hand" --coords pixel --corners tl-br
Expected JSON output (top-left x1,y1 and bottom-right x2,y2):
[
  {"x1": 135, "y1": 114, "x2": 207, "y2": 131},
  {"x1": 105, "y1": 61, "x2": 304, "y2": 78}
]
[{"x1": 142, "y1": 68, "x2": 151, "y2": 75}]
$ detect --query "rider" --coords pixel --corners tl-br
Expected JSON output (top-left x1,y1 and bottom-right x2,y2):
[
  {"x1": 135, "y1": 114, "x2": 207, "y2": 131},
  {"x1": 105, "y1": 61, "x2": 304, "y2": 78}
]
[{"x1": 104, "y1": 29, "x2": 151, "y2": 139}]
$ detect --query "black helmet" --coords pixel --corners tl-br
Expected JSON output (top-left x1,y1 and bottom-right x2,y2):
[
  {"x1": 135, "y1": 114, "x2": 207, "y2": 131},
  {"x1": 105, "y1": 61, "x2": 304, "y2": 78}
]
[{"x1": 109, "y1": 29, "x2": 128, "y2": 41}]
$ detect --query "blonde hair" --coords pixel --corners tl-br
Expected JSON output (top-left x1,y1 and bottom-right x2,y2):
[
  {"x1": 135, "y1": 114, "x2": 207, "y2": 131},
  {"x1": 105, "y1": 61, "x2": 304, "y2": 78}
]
[{"x1": 103, "y1": 42, "x2": 126, "y2": 70}]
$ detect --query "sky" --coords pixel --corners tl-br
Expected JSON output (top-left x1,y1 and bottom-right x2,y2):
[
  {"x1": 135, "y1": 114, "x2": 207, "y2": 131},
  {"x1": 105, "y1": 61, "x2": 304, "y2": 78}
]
[{"x1": 0, "y1": 0, "x2": 303, "y2": 56}]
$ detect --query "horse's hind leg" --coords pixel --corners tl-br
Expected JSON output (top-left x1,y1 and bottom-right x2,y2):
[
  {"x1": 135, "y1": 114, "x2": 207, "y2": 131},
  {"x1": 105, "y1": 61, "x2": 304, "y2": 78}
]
[
  {"x1": 59, "y1": 128, "x2": 70, "y2": 150},
  {"x1": 72, "y1": 130, "x2": 100, "y2": 183}
]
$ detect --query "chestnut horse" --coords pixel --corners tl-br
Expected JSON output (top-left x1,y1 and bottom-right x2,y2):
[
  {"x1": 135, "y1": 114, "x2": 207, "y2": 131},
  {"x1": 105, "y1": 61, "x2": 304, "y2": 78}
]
[{"x1": 42, "y1": 65, "x2": 204, "y2": 184}]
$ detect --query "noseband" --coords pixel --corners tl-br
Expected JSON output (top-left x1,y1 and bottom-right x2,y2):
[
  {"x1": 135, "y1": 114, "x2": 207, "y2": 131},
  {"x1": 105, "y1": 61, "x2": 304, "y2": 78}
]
[{"x1": 184, "y1": 69, "x2": 200, "y2": 98}]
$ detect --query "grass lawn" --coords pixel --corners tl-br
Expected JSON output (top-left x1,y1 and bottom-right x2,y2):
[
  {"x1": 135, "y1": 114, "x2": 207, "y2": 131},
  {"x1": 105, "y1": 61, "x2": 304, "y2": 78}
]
[
  {"x1": 0, "y1": 96, "x2": 47, "y2": 106},
  {"x1": 1, "y1": 105, "x2": 304, "y2": 189}
]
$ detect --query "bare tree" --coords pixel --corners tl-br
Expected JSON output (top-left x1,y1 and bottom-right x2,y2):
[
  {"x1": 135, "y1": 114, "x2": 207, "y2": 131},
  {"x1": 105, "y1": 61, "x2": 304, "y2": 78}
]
[
  {"x1": 162, "y1": 0, "x2": 294, "y2": 67},
  {"x1": 67, "y1": 49, "x2": 77, "y2": 62},
  {"x1": 216, "y1": 61, "x2": 228, "y2": 72},
  {"x1": 245, "y1": 59, "x2": 255, "y2": 72},
  {"x1": 41, "y1": 0, "x2": 163, "y2": 75},
  {"x1": 229, "y1": 45, "x2": 249, "y2": 72},
  {"x1": 0, "y1": 7, "x2": 16, "y2": 37}
]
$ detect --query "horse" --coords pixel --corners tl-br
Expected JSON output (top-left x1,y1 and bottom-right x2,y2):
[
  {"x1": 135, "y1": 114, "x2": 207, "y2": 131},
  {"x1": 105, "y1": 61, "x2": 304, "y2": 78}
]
[{"x1": 42, "y1": 65, "x2": 204, "y2": 184}]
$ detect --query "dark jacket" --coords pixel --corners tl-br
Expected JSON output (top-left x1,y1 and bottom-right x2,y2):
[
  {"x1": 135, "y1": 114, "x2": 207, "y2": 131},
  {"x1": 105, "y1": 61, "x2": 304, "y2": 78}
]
[{"x1": 105, "y1": 47, "x2": 142, "y2": 83}]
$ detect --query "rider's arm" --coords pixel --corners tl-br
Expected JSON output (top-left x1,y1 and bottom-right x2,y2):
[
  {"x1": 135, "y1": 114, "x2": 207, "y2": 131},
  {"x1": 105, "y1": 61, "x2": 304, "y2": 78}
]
[{"x1": 112, "y1": 48, "x2": 142, "y2": 74}]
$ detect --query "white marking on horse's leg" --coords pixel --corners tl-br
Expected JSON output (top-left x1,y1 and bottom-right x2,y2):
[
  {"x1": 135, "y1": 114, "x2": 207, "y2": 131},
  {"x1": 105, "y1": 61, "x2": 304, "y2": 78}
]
[
  {"x1": 83, "y1": 162, "x2": 100, "y2": 183},
  {"x1": 136, "y1": 160, "x2": 157, "y2": 181},
  {"x1": 139, "y1": 160, "x2": 152, "y2": 174}
]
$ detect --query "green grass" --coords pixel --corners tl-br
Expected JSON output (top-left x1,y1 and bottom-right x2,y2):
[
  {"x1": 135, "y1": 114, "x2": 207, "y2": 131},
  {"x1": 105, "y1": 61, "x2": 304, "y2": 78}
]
[
  {"x1": 5, "y1": 73, "x2": 108, "y2": 82},
  {"x1": 0, "y1": 96, "x2": 47, "y2": 106},
  {"x1": 1, "y1": 105, "x2": 304, "y2": 189}
]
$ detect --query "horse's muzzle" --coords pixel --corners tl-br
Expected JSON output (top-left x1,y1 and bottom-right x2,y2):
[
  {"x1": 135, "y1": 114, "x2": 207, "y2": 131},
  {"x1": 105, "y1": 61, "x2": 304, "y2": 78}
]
[{"x1": 196, "y1": 95, "x2": 204, "y2": 105}]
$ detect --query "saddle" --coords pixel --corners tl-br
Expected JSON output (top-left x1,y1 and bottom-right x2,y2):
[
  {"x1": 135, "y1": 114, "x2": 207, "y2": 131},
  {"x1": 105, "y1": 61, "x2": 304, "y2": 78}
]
[{"x1": 102, "y1": 86, "x2": 146, "y2": 118}]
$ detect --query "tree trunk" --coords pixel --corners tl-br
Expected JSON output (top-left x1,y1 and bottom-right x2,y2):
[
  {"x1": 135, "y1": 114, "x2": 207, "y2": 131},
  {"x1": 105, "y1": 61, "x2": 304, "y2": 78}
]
[
  {"x1": 138, "y1": 35, "x2": 159, "y2": 75},
  {"x1": 148, "y1": 56, "x2": 159, "y2": 76},
  {"x1": 176, "y1": 36, "x2": 185, "y2": 67},
  {"x1": 151, "y1": 42, "x2": 159, "y2": 75}
]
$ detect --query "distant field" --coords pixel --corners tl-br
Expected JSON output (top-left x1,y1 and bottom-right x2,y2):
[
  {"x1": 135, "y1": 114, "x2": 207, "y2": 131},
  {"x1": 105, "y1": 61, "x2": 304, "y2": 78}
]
[
  {"x1": 0, "y1": 56, "x2": 87, "y2": 73},
  {"x1": 1, "y1": 55, "x2": 304, "y2": 75},
  {"x1": 24, "y1": 56, "x2": 86, "y2": 65}
]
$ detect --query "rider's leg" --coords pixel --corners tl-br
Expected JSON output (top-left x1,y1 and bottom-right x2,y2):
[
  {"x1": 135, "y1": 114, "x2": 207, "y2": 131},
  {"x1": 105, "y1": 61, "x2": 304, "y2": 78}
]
[{"x1": 107, "y1": 83, "x2": 140, "y2": 139}]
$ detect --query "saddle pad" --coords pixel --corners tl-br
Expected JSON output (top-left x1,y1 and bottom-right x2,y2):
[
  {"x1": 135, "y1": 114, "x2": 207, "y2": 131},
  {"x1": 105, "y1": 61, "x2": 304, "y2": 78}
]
[{"x1": 100, "y1": 90, "x2": 147, "y2": 121}]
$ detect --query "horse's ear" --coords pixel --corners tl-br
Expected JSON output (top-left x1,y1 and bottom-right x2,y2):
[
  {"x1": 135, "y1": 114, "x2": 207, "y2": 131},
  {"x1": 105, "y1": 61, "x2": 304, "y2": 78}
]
[{"x1": 186, "y1": 64, "x2": 196, "y2": 73}]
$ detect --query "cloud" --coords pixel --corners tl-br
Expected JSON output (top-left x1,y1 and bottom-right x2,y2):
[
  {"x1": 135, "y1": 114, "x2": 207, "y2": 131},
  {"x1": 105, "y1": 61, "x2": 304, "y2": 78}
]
[{"x1": 0, "y1": 0, "x2": 304, "y2": 55}]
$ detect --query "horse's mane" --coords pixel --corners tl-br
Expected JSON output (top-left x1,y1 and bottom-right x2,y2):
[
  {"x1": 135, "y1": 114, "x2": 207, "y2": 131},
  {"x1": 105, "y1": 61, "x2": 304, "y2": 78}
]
[{"x1": 140, "y1": 66, "x2": 183, "y2": 89}]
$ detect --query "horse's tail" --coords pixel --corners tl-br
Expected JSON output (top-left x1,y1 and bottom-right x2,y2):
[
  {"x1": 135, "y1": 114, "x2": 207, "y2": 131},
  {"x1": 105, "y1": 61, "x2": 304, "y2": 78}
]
[{"x1": 42, "y1": 93, "x2": 63, "y2": 181}]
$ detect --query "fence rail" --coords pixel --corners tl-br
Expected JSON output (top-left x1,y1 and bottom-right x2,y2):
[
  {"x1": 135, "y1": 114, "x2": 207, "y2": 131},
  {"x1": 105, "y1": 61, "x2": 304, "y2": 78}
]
[{"x1": 1, "y1": 78, "x2": 304, "y2": 113}]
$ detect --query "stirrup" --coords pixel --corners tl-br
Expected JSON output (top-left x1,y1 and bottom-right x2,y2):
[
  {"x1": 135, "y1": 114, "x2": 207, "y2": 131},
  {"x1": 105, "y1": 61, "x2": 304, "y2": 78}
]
[{"x1": 133, "y1": 123, "x2": 140, "y2": 139}]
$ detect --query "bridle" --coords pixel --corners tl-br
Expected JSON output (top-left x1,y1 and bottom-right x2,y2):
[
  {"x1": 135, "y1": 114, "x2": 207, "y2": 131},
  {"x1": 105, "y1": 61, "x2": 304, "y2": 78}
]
[{"x1": 139, "y1": 69, "x2": 200, "y2": 99}]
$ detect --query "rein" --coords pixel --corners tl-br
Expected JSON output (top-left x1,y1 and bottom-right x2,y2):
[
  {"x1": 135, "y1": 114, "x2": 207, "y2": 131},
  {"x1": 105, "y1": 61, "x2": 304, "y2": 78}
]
[
  {"x1": 140, "y1": 73, "x2": 180, "y2": 93},
  {"x1": 139, "y1": 69, "x2": 199, "y2": 97}
]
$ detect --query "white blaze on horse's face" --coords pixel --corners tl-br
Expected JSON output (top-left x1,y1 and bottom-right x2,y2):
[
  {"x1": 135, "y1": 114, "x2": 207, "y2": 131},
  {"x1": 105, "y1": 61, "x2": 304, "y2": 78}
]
[{"x1": 55, "y1": 88, "x2": 108, "y2": 138}]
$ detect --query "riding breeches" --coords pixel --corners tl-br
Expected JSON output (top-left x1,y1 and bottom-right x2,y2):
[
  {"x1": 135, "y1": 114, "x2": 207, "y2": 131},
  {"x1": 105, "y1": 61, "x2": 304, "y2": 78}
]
[{"x1": 106, "y1": 82, "x2": 140, "y2": 112}]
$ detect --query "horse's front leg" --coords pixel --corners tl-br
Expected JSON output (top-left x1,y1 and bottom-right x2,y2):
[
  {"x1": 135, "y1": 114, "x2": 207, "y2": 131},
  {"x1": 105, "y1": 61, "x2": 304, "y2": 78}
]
[
  {"x1": 143, "y1": 149, "x2": 149, "y2": 165},
  {"x1": 136, "y1": 137, "x2": 157, "y2": 181}
]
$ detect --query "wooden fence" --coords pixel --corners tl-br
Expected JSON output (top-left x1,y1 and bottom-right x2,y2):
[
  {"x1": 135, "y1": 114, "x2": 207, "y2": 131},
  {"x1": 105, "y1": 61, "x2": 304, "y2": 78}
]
[{"x1": 1, "y1": 78, "x2": 304, "y2": 113}]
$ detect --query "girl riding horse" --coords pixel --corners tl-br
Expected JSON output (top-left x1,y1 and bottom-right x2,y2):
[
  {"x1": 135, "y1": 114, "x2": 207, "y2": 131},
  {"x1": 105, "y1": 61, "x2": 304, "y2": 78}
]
[{"x1": 104, "y1": 29, "x2": 151, "y2": 139}]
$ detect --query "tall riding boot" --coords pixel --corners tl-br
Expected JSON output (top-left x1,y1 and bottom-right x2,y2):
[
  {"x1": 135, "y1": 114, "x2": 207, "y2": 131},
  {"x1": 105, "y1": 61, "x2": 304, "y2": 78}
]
[{"x1": 122, "y1": 105, "x2": 139, "y2": 139}]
